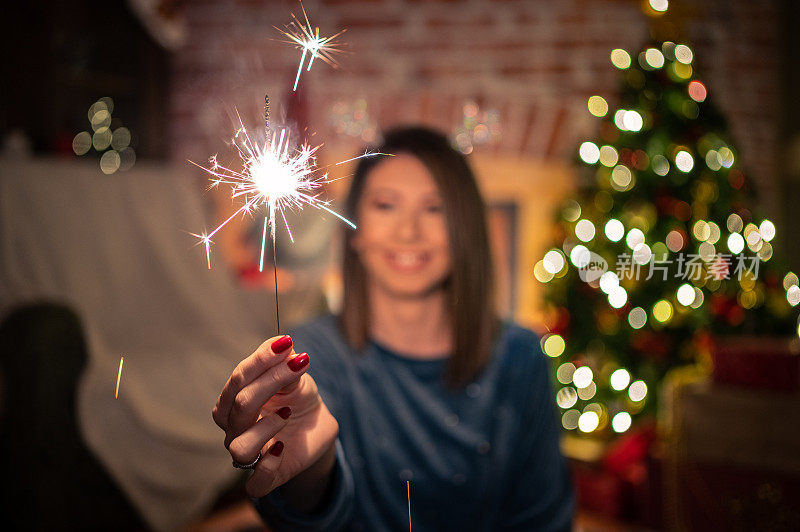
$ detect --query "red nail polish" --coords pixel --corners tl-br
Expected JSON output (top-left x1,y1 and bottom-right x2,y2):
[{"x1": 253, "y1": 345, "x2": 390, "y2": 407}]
[
  {"x1": 275, "y1": 406, "x2": 292, "y2": 419},
  {"x1": 269, "y1": 441, "x2": 284, "y2": 457},
  {"x1": 287, "y1": 353, "x2": 309, "y2": 372},
  {"x1": 271, "y1": 335, "x2": 292, "y2": 354}
]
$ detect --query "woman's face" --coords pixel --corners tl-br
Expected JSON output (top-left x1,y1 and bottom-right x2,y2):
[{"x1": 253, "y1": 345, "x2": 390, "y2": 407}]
[{"x1": 351, "y1": 154, "x2": 451, "y2": 300}]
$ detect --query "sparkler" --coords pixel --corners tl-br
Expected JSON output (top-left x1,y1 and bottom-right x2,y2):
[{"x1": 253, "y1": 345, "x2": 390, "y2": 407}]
[
  {"x1": 115, "y1": 356, "x2": 124, "y2": 399},
  {"x1": 189, "y1": 96, "x2": 389, "y2": 331},
  {"x1": 274, "y1": 2, "x2": 345, "y2": 91}
]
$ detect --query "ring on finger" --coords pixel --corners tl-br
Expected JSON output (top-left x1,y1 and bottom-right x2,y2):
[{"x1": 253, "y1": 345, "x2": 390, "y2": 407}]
[{"x1": 232, "y1": 451, "x2": 262, "y2": 470}]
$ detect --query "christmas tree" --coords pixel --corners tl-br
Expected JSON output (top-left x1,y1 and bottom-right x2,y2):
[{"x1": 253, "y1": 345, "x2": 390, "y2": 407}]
[{"x1": 536, "y1": 39, "x2": 800, "y2": 438}]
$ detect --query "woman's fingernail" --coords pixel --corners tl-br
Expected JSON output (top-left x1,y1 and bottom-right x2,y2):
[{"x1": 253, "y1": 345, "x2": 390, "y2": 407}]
[
  {"x1": 275, "y1": 406, "x2": 292, "y2": 419},
  {"x1": 287, "y1": 353, "x2": 309, "y2": 372},
  {"x1": 269, "y1": 441, "x2": 284, "y2": 457},
  {"x1": 271, "y1": 335, "x2": 292, "y2": 354}
]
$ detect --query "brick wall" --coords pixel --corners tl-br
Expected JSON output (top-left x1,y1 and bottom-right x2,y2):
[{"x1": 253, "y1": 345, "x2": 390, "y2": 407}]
[{"x1": 170, "y1": 0, "x2": 781, "y2": 214}]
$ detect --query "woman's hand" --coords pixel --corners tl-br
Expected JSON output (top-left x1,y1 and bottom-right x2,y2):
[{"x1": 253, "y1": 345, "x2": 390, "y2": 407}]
[{"x1": 212, "y1": 335, "x2": 339, "y2": 501}]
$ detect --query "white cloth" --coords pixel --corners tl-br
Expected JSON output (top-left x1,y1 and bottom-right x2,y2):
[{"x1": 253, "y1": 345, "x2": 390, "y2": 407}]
[{"x1": 0, "y1": 158, "x2": 277, "y2": 530}]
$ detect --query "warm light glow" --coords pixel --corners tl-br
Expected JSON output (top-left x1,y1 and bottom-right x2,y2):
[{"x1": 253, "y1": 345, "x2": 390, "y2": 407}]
[
  {"x1": 577, "y1": 382, "x2": 597, "y2": 400},
  {"x1": 727, "y1": 233, "x2": 745, "y2": 254},
  {"x1": 100, "y1": 150, "x2": 121, "y2": 175},
  {"x1": 626, "y1": 228, "x2": 645, "y2": 250},
  {"x1": 612, "y1": 412, "x2": 632, "y2": 433},
  {"x1": 570, "y1": 245, "x2": 592, "y2": 268},
  {"x1": 543, "y1": 249, "x2": 566, "y2": 274},
  {"x1": 605, "y1": 219, "x2": 625, "y2": 242},
  {"x1": 652, "y1": 154, "x2": 670, "y2": 176},
  {"x1": 557, "y1": 362, "x2": 577, "y2": 384},
  {"x1": 562, "y1": 409, "x2": 580, "y2": 430},
  {"x1": 575, "y1": 219, "x2": 596, "y2": 242},
  {"x1": 649, "y1": 0, "x2": 669, "y2": 12},
  {"x1": 644, "y1": 48, "x2": 665, "y2": 68},
  {"x1": 557, "y1": 387, "x2": 578, "y2": 408},
  {"x1": 610, "y1": 368, "x2": 631, "y2": 391},
  {"x1": 72, "y1": 132, "x2": 92, "y2": 155},
  {"x1": 573, "y1": 366, "x2": 593, "y2": 389},
  {"x1": 628, "y1": 380, "x2": 648, "y2": 402},
  {"x1": 534, "y1": 261, "x2": 555, "y2": 283},
  {"x1": 717, "y1": 147, "x2": 734, "y2": 168},
  {"x1": 693, "y1": 220, "x2": 710, "y2": 241},
  {"x1": 599, "y1": 145, "x2": 619, "y2": 167},
  {"x1": 628, "y1": 307, "x2": 647, "y2": 329},
  {"x1": 653, "y1": 300, "x2": 673, "y2": 323},
  {"x1": 688, "y1": 80, "x2": 707, "y2": 102},
  {"x1": 611, "y1": 48, "x2": 632, "y2": 69},
  {"x1": 579, "y1": 142, "x2": 600, "y2": 164},
  {"x1": 787, "y1": 286, "x2": 800, "y2": 306},
  {"x1": 563, "y1": 200, "x2": 582, "y2": 222},
  {"x1": 578, "y1": 411, "x2": 600, "y2": 432},
  {"x1": 599, "y1": 271, "x2": 620, "y2": 294},
  {"x1": 677, "y1": 283, "x2": 695, "y2": 306},
  {"x1": 616, "y1": 110, "x2": 644, "y2": 132},
  {"x1": 759, "y1": 220, "x2": 776, "y2": 242},
  {"x1": 675, "y1": 150, "x2": 694, "y2": 172},
  {"x1": 543, "y1": 334, "x2": 566, "y2": 357},
  {"x1": 674, "y1": 44, "x2": 693, "y2": 64},
  {"x1": 611, "y1": 165, "x2": 633, "y2": 190},
  {"x1": 588, "y1": 96, "x2": 609, "y2": 117},
  {"x1": 608, "y1": 286, "x2": 628, "y2": 309},
  {"x1": 633, "y1": 243, "x2": 652, "y2": 265}
]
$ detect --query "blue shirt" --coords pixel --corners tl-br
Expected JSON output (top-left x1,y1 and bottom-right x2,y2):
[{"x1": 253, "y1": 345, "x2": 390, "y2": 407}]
[{"x1": 255, "y1": 315, "x2": 574, "y2": 531}]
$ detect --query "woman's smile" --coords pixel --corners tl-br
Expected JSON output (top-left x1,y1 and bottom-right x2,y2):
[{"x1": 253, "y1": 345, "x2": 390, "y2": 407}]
[{"x1": 384, "y1": 250, "x2": 431, "y2": 272}]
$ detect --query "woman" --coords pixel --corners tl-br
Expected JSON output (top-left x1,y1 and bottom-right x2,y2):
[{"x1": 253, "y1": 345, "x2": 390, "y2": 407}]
[{"x1": 212, "y1": 127, "x2": 574, "y2": 531}]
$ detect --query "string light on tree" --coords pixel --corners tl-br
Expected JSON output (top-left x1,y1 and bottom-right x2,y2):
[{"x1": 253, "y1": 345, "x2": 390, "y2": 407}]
[{"x1": 539, "y1": 37, "x2": 800, "y2": 440}]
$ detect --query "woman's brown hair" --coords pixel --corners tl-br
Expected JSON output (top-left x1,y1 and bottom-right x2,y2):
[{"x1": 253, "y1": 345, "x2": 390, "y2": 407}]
[{"x1": 338, "y1": 126, "x2": 498, "y2": 387}]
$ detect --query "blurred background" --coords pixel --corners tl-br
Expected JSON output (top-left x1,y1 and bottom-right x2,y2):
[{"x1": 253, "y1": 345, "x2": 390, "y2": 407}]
[{"x1": 2, "y1": 0, "x2": 800, "y2": 530}]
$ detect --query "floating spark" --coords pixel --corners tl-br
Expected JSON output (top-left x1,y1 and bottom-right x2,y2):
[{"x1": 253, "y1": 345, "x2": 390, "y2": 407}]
[
  {"x1": 407, "y1": 481, "x2": 412, "y2": 532},
  {"x1": 190, "y1": 109, "x2": 387, "y2": 270},
  {"x1": 115, "y1": 356, "x2": 124, "y2": 399},
  {"x1": 275, "y1": 3, "x2": 345, "y2": 91}
]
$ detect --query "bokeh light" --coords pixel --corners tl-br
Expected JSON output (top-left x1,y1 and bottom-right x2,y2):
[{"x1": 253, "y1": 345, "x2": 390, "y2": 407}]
[
  {"x1": 573, "y1": 366, "x2": 593, "y2": 389},
  {"x1": 588, "y1": 96, "x2": 609, "y2": 117},
  {"x1": 675, "y1": 150, "x2": 694, "y2": 172},
  {"x1": 543, "y1": 333, "x2": 566, "y2": 357},
  {"x1": 72, "y1": 132, "x2": 92, "y2": 156},
  {"x1": 605, "y1": 219, "x2": 625, "y2": 242},
  {"x1": 610, "y1": 368, "x2": 631, "y2": 391},
  {"x1": 575, "y1": 219, "x2": 596, "y2": 242},
  {"x1": 688, "y1": 80, "x2": 707, "y2": 102},
  {"x1": 627, "y1": 307, "x2": 647, "y2": 329},
  {"x1": 611, "y1": 48, "x2": 632, "y2": 69},
  {"x1": 579, "y1": 142, "x2": 600, "y2": 164},
  {"x1": 649, "y1": 0, "x2": 669, "y2": 12},
  {"x1": 628, "y1": 380, "x2": 648, "y2": 402},
  {"x1": 674, "y1": 44, "x2": 693, "y2": 64},
  {"x1": 612, "y1": 412, "x2": 632, "y2": 433},
  {"x1": 578, "y1": 411, "x2": 600, "y2": 433}
]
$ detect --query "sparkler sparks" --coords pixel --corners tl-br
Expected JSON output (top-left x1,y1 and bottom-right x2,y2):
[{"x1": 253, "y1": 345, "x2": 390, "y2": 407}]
[
  {"x1": 275, "y1": 2, "x2": 345, "y2": 91},
  {"x1": 189, "y1": 107, "x2": 387, "y2": 271},
  {"x1": 115, "y1": 356, "x2": 124, "y2": 399}
]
